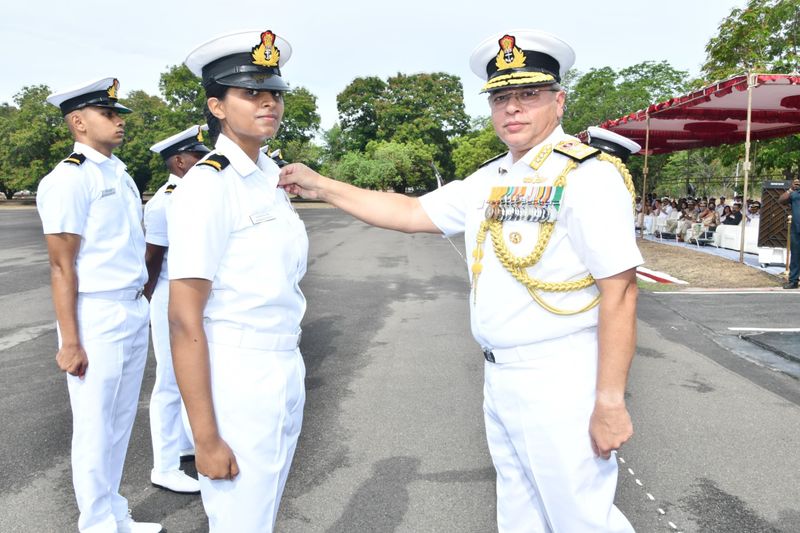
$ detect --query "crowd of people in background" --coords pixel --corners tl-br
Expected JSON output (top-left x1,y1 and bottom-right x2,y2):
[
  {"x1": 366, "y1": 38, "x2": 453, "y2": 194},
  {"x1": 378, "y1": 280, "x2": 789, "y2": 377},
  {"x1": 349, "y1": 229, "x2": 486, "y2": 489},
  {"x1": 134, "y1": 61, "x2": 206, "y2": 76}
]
[{"x1": 635, "y1": 193, "x2": 761, "y2": 244}]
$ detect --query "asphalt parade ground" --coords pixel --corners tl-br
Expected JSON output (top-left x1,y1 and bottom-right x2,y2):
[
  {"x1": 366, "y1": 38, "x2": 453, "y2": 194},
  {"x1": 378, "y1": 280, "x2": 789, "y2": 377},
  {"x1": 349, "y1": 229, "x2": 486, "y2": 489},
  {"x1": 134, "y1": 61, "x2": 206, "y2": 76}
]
[{"x1": 1, "y1": 206, "x2": 799, "y2": 532}]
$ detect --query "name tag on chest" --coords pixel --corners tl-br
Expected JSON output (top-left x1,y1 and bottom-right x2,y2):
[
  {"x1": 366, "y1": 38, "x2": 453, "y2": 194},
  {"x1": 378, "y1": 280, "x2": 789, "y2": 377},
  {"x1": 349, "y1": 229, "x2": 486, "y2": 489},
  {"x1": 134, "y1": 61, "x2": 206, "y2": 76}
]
[
  {"x1": 101, "y1": 188, "x2": 116, "y2": 198},
  {"x1": 250, "y1": 211, "x2": 276, "y2": 225}
]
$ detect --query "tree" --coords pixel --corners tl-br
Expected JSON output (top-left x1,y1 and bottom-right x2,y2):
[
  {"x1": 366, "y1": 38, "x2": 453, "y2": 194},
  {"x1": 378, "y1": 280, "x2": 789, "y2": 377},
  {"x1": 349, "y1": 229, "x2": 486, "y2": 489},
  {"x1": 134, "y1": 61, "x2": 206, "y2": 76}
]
[
  {"x1": 702, "y1": 0, "x2": 800, "y2": 81},
  {"x1": 0, "y1": 85, "x2": 70, "y2": 198},
  {"x1": 159, "y1": 64, "x2": 206, "y2": 129},
  {"x1": 277, "y1": 87, "x2": 320, "y2": 144},
  {"x1": 336, "y1": 76, "x2": 387, "y2": 152},
  {"x1": 451, "y1": 117, "x2": 506, "y2": 178},
  {"x1": 332, "y1": 140, "x2": 435, "y2": 192},
  {"x1": 117, "y1": 90, "x2": 173, "y2": 193},
  {"x1": 701, "y1": 0, "x2": 800, "y2": 177}
]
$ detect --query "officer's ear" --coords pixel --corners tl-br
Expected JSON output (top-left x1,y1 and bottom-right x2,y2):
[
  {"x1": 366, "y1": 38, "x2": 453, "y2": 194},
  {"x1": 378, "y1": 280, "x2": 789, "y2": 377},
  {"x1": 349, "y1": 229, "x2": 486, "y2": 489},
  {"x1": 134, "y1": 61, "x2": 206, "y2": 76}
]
[
  {"x1": 64, "y1": 110, "x2": 86, "y2": 135},
  {"x1": 207, "y1": 97, "x2": 226, "y2": 121}
]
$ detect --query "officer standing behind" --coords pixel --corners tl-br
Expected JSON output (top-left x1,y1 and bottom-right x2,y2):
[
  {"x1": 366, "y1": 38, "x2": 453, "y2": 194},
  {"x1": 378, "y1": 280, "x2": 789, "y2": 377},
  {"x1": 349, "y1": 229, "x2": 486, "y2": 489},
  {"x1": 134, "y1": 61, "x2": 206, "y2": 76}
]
[
  {"x1": 168, "y1": 30, "x2": 308, "y2": 532},
  {"x1": 779, "y1": 177, "x2": 800, "y2": 289},
  {"x1": 280, "y1": 30, "x2": 640, "y2": 532},
  {"x1": 37, "y1": 78, "x2": 162, "y2": 533},
  {"x1": 144, "y1": 125, "x2": 210, "y2": 494}
]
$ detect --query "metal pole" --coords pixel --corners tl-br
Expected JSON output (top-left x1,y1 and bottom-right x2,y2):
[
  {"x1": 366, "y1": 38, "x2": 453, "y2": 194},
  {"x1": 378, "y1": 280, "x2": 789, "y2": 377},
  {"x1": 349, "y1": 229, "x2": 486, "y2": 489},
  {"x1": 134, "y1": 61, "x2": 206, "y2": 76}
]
[
  {"x1": 640, "y1": 114, "x2": 651, "y2": 238},
  {"x1": 738, "y1": 74, "x2": 756, "y2": 263}
]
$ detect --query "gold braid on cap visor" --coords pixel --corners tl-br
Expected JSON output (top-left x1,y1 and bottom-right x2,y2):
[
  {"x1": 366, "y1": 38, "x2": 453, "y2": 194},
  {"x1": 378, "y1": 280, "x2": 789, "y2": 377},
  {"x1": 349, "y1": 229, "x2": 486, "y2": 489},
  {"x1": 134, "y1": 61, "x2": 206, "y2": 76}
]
[
  {"x1": 470, "y1": 151, "x2": 636, "y2": 316},
  {"x1": 482, "y1": 71, "x2": 556, "y2": 92}
]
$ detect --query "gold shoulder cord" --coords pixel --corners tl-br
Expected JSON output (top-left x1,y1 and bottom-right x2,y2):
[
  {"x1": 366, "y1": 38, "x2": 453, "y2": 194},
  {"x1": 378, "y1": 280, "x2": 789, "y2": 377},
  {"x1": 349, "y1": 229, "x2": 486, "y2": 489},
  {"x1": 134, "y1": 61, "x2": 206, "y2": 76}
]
[{"x1": 470, "y1": 150, "x2": 637, "y2": 315}]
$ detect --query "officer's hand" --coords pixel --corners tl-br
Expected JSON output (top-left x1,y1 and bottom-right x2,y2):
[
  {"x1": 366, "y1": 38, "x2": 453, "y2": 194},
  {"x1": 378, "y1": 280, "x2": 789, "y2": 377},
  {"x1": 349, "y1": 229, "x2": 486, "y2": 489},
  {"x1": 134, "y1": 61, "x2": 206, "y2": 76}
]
[
  {"x1": 196, "y1": 437, "x2": 239, "y2": 481},
  {"x1": 589, "y1": 399, "x2": 633, "y2": 460},
  {"x1": 792, "y1": 179, "x2": 800, "y2": 191},
  {"x1": 56, "y1": 343, "x2": 88, "y2": 378},
  {"x1": 278, "y1": 163, "x2": 323, "y2": 200}
]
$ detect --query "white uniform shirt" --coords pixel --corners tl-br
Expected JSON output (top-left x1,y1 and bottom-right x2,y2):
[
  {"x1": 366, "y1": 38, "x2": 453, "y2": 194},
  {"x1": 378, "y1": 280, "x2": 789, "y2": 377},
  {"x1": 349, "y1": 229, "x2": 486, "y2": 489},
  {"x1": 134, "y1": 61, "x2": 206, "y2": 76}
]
[
  {"x1": 420, "y1": 126, "x2": 643, "y2": 349},
  {"x1": 144, "y1": 174, "x2": 181, "y2": 285},
  {"x1": 37, "y1": 142, "x2": 147, "y2": 293},
  {"x1": 168, "y1": 134, "x2": 308, "y2": 334}
]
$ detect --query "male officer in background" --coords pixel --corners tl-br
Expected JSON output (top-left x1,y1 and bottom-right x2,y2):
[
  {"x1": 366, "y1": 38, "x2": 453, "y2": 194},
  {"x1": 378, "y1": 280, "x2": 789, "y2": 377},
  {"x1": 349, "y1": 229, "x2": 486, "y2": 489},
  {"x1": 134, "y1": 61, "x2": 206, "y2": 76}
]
[
  {"x1": 279, "y1": 30, "x2": 639, "y2": 532},
  {"x1": 144, "y1": 125, "x2": 210, "y2": 494},
  {"x1": 37, "y1": 77, "x2": 162, "y2": 532},
  {"x1": 779, "y1": 178, "x2": 800, "y2": 289}
]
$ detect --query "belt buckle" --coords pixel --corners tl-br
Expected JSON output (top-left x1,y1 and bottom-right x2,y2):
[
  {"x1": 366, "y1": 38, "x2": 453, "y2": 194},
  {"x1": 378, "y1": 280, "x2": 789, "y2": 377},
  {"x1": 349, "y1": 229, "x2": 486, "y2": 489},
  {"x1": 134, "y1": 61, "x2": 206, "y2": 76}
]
[{"x1": 482, "y1": 348, "x2": 495, "y2": 363}]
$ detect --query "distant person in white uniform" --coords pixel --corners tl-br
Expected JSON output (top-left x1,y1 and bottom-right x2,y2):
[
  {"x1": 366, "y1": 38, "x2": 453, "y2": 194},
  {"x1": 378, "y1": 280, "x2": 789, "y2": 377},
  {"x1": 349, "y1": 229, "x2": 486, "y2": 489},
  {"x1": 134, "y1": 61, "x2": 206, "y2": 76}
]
[
  {"x1": 168, "y1": 29, "x2": 308, "y2": 532},
  {"x1": 279, "y1": 30, "x2": 641, "y2": 532},
  {"x1": 144, "y1": 125, "x2": 211, "y2": 494},
  {"x1": 36, "y1": 78, "x2": 162, "y2": 533}
]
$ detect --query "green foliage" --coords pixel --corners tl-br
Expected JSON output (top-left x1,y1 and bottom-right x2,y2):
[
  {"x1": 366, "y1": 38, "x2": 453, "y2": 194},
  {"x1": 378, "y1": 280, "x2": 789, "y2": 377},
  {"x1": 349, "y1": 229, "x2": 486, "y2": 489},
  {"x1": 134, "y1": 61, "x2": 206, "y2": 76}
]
[
  {"x1": 562, "y1": 61, "x2": 689, "y2": 136},
  {"x1": 332, "y1": 140, "x2": 435, "y2": 192},
  {"x1": 117, "y1": 90, "x2": 174, "y2": 194},
  {"x1": 700, "y1": 0, "x2": 800, "y2": 178},
  {"x1": 0, "y1": 85, "x2": 70, "y2": 198},
  {"x1": 451, "y1": 118, "x2": 506, "y2": 178},
  {"x1": 336, "y1": 76, "x2": 387, "y2": 152},
  {"x1": 277, "y1": 87, "x2": 321, "y2": 144},
  {"x1": 702, "y1": 0, "x2": 800, "y2": 81}
]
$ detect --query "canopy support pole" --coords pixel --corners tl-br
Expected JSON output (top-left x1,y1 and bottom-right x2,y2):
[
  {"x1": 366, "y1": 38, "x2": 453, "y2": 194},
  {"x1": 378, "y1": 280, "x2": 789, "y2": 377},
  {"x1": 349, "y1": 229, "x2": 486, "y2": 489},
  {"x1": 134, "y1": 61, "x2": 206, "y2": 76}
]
[
  {"x1": 739, "y1": 73, "x2": 756, "y2": 263},
  {"x1": 640, "y1": 114, "x2": 651, "y2": 238}
]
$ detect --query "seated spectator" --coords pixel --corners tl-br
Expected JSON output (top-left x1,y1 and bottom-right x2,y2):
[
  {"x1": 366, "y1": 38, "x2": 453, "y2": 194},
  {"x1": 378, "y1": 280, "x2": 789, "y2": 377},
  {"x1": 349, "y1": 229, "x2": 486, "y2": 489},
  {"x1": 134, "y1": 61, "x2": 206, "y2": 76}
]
[
  {"x1": 722, "y1": 202, "x2": 744, "y2": 225},
  {"x1": 698, "y1": 201, "x2": 719, "y2": 231},
  {"x1": 718, "y1": 205, "x2": 733, "y2": 224},
  {"x1": 746, "y1": 201, "x2": 761, "y2": 223}
]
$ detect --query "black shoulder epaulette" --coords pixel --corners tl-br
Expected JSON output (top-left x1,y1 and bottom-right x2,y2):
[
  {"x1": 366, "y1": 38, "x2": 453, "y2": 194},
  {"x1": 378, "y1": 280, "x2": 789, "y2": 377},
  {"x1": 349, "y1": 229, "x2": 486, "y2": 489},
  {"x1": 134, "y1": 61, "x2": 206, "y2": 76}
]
[
  {"x1": 164, "y1": 183, "x2": 177, "y2": 195},
  {"x1": 479, "y1": 152, "x2": 508, "y2": 168},
  {"x1": 62, "y1": 152, "x2": 86, "y2": 166},
  {"x1": 270, "y1": 150, "x2": 288, "y2": 168},
  {"x1": 196, "y1": 154, "x2": 230, "y2": 172},
  {"x1": 553, "y1": 140, "x2": 600, "y2": 162}
]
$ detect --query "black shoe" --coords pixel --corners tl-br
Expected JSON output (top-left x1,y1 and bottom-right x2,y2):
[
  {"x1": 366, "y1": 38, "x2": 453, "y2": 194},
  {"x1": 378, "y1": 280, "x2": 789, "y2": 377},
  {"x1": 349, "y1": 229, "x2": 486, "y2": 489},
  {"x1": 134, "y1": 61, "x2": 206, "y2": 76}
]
[{"x1": 783, "y1": 281, "x2": 799, "y2": 289}]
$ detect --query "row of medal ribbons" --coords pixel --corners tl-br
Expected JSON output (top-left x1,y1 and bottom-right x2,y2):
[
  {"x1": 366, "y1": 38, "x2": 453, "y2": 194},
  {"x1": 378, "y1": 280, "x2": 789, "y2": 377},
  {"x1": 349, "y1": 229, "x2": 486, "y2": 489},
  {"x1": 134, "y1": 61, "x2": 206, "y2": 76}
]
[{"x1": 484, "y1": 185, "x2": 564, "y2": 223}]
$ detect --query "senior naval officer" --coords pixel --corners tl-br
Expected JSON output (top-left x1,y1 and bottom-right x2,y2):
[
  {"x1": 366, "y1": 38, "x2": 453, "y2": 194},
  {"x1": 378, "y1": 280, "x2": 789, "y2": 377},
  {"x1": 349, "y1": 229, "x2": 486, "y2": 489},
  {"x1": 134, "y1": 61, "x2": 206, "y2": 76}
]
[
  {"x1": 37, "y1": 77, "x2": 162, "y2": 533},
  {"x1": 278, "y1": 29, "x2": 642, "y2": 532},
  {"x1": 144, "y1": 125, "x2": 210, "y2": 494}
]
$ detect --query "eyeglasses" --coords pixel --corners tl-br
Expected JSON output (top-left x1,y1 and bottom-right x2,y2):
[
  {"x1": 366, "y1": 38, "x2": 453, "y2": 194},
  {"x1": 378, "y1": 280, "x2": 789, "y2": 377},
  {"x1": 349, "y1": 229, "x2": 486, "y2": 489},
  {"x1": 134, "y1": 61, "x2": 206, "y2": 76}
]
[{"x1": 489, "y1": 88, "x2": 559, "y2": 109}]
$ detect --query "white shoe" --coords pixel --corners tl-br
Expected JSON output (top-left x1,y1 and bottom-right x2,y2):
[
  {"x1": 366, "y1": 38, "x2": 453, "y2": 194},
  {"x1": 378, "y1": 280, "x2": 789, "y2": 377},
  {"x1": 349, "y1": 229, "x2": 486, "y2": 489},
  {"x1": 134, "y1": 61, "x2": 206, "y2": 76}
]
[
  {"x1": 151, "y1": 468, "x2": 201, "y2": 494},
  {"x1": 117, "y1": 510, "x2": 163, "y2": 533}
]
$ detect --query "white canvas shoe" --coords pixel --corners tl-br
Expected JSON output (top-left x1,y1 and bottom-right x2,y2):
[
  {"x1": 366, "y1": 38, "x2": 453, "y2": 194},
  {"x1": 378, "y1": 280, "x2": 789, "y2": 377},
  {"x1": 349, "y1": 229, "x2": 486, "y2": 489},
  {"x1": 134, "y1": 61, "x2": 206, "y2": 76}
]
[
  {"x1": 151, "y1": 468, "x2": 201, "y2": 494},
  {"x1": 117, "y1": 510, "x2": 162, "y2": 533}
]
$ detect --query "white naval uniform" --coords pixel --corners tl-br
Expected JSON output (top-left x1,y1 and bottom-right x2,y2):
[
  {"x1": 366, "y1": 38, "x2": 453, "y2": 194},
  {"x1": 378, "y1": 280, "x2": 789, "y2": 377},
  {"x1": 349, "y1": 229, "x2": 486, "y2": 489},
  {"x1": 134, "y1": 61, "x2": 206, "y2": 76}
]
[
  {"x1": 143, "y1": 175, "x2": 194, "y2": 474},
  {"x1": 419, "y1": 126, "x2": 642, "y2": 533},
  {"x1": 37, "y1": 142, "x2": 149, "y2": 533},
  {"x1": 168, "y1": 134, "x2": 308, "y2": 533}
]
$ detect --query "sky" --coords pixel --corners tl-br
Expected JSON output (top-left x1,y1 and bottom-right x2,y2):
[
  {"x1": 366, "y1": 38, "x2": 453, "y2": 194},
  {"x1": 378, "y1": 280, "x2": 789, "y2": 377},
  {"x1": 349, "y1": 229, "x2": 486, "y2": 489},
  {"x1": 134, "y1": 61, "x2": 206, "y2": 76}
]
[{"x1": 1, "y1": 0, "x2": 746, "y2": 129}]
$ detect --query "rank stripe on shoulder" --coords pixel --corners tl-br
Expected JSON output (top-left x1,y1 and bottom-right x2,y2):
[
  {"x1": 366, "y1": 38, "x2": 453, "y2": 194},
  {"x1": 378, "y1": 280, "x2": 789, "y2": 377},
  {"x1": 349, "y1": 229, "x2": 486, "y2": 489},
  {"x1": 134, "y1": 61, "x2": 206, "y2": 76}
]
[
  {"x1": 553, "y1": 140, "x2": 599, "y2": 162},
  {"x1": 196, "y1": 153, "x2": 230, "y2": 171},
  {"x1": 479, "y1": 151, "x2": 508, "y2": 168},
  {"x1": 164, "y1": 184, "x2": 177, "y2": 194},
  {"x1": 63, "y1": 152, "x2": 86, "y2": 166}
]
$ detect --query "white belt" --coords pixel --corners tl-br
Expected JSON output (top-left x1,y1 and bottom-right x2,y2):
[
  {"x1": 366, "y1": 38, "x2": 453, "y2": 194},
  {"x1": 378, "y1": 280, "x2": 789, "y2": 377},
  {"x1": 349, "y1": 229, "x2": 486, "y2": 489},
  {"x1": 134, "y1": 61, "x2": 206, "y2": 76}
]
[
  {"x1": 482, "y1": 328, "x2": 596, "y2": 364},
  {"x1": 80, "y1": 288, "x2": 144, "y2": 301},
  {"x1": 206, "y1": 325, "x2": 301, "y2": 352}
]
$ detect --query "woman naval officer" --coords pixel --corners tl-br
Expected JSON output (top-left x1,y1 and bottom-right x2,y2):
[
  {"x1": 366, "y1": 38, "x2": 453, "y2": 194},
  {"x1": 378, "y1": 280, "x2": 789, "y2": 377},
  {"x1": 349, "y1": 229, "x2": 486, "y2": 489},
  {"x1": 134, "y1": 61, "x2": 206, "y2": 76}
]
[{"x1": 167, "y1": 29, "x2": 308, "y2": 532}]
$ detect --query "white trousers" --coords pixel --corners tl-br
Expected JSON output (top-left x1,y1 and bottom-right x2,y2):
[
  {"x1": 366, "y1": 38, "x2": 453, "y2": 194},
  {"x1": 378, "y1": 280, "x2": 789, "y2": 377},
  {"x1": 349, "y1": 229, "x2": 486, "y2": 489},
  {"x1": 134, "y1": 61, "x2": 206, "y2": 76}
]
[
  {"x1": 200, "y1": 337, "x2": 305, "y2": 533},
  {"x1": 148, "y1": 280, "x2": 192, "y2": 473},
  {"x1": 483, "y1": 328, "x2": 635, "y2": 533},
  {"x1": 61, "y1": 295, "x2": 150, "y2": 533}
]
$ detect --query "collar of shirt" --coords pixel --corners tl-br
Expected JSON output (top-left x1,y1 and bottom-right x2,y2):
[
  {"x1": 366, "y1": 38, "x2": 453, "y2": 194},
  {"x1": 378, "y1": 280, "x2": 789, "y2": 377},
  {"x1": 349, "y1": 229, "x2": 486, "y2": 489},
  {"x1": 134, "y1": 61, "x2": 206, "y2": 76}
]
[
  {"x1": 167, "y1": 173, "x2": 182, "y2": 185},
  {"x1": 214, "y1": 134, "x2": 280, "y2": 205},
  {"x1": 73, "y1": 141, "x2": 126, "y2": 171},
  {"x1": 496, "y1": 125, "x2": 566, "y2": 175}
]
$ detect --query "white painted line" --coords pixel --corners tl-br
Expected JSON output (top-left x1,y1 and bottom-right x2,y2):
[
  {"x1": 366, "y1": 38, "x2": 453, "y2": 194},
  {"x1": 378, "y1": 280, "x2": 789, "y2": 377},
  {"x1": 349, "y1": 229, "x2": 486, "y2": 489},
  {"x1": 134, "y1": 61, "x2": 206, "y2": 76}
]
[
  {"x1": 618, "y1": 457, "x2": 626, "y2": 464},
  {"x1": 0, "y1": 324, "x2": 54, "y2": 352},
  {"x1": 647, "y1": 493, "x2": 655, "y2": 501},
  {"x1": 658, "y1": 508, "x2": 665, "y2": 515},
  {"x1": 628, "y1": 468, "x2": 635, "y2": 476},
  {"x1": 669, "y1": 522, "x2": 678, "y2": 529},
  {"x1": 728, "y1": 327, "x2": 800, "y2": 332},
  {"x1": 658, "y1": 290, "x2": 798, "y2": 295},
  {"x1": 635, "y1": 479, "x2": 643, "y2": 486}
]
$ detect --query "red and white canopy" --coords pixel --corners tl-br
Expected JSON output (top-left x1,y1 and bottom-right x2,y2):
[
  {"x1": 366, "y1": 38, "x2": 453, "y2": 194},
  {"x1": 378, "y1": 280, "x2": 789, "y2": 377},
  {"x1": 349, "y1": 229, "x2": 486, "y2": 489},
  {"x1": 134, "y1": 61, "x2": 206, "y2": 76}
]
[{"x1": 597, "y1": 74, "x2": 800, "y2": 155}]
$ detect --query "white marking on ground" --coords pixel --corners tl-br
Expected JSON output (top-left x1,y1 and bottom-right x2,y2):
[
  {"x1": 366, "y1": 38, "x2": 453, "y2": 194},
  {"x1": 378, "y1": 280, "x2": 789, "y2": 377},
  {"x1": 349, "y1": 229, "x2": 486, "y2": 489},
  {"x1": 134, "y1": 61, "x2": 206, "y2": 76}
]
[
  {"x1": 658, "y1": 290, "x2": 798, "y2": 295},
  {"x1": 0, "y1": 324, "x2": 54, "y2": 351},
  {"x1": 727, "y1": 327, "x2": 800, "y2": 332},
  {"x1": 619, "y1": 456, "x2": 682, "y2": 530}
]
